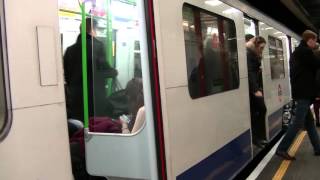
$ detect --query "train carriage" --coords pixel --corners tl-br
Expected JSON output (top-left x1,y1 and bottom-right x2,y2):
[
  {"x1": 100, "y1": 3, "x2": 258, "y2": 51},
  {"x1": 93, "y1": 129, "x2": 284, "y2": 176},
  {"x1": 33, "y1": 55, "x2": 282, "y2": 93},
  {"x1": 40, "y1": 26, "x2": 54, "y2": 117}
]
[{"x1": 0, "y1": 0, "x2": 301, "y2": 179}]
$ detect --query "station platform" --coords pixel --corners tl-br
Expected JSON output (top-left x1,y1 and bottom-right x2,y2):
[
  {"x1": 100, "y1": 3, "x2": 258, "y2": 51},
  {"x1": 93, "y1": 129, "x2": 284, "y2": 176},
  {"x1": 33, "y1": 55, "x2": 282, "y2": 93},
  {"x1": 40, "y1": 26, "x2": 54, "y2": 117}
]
[{"x1": 249, "y1": 128, "x2": 320, "y2": 180}]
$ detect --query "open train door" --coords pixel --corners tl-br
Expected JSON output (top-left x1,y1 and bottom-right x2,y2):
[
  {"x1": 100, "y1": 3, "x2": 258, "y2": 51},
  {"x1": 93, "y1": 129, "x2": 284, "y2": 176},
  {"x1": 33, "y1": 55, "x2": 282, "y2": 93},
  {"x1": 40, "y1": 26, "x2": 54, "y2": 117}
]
[{"x1": 75, "y1": 0, "x2": 164, "y2": 179}]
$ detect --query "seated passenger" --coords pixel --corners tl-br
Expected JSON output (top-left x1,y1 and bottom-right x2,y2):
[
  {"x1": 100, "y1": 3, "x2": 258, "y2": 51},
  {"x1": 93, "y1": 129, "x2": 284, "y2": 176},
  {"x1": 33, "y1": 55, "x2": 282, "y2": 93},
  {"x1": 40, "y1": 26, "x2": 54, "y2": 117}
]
[
  {"x1": 120, "y1": 106, "x2": 145, "y2": 134},
  {"x1": 119, "y1": 77, "x2": 145, "y2": 133}
]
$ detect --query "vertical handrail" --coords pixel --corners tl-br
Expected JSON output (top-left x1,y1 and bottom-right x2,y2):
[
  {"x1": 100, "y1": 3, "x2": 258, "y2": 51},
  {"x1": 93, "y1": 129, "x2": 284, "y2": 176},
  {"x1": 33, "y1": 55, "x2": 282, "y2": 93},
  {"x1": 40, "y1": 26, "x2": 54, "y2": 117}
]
[{"x1": 80, "y1": 2, "x2": 89, "y2": 129}]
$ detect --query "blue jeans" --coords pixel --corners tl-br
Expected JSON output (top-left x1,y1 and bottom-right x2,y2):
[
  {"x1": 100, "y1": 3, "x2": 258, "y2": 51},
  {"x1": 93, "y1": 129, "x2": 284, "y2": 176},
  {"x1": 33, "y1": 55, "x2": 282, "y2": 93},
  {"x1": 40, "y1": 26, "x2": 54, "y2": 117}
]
[{"x1": 277, "y1": 99, "x2": 320, "y2": 153}]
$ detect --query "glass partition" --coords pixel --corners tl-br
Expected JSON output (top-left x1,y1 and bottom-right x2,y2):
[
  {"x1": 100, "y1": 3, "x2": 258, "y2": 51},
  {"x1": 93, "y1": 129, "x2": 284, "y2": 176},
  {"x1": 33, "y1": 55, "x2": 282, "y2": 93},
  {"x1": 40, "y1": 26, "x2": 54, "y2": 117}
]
[{"x1": 62, "y1": 0, "x2": 146, "y2": 134}]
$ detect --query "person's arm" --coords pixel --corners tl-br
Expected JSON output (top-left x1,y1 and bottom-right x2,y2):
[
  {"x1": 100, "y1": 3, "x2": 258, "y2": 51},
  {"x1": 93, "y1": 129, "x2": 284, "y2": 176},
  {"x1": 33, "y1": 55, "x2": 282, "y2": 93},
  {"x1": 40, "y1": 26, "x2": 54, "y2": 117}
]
[
  {"x1": 303, "y1": 48, "x2": 320, "y2": 68},
  {"x1": 96, "y1": 41, "x2": 118, "y2": 78},
  {"x1": 63, "y1": 48, "x2": 71, "y2": 85},
  {"x1": 131, "y1": 106, "x2": 146, "y2": 133},
  {"x1": 121, "y1": 121, "x2": 130, "y2": 134},
  {"x1": 120, "y1": 107, "x2": 146, "y2": 134}
]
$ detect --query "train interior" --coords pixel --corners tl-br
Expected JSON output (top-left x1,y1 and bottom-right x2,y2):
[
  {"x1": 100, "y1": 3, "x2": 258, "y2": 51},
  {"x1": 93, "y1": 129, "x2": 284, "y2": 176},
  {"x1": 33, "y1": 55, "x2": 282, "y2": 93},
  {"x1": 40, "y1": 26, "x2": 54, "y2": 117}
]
[{"x1": 59, "y1": 0, "x2": 150, "y2": 179}]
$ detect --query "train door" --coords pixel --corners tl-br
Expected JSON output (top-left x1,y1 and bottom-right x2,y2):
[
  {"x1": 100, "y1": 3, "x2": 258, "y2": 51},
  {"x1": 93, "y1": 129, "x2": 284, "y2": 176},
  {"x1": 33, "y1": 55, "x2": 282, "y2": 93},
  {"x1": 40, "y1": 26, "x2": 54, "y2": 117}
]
[
  {"x1": 244, "y1": 16, "x2": 268, "y2": 151},
  {"x1": 60, "y1": 0, "x2": 161, "y2": 179},
  {"x1": 258, "y1": 23, "x2": 291, "y2": 141}
]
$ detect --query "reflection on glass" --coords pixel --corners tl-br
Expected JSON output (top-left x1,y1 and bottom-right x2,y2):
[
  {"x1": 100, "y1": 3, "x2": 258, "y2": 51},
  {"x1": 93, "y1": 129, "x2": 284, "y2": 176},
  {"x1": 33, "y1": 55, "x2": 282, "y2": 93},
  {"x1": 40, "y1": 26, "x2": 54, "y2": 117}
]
[
  {"x1": 183, "y1": 4, "x2": 239, "y2": 99},
  {"x1": 268, "y1": 36, "x2": 285, "y2": 79},
  {"x1": 62, "y1": 0, "x2": 146, "y2": 134}
]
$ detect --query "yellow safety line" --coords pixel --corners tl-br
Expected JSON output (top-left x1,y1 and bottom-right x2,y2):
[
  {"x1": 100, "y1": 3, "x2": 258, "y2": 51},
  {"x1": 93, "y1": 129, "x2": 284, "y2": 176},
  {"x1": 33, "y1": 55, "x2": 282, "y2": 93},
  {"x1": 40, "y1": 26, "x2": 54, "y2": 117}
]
[{"x1": 272, "y1": 131, "x2": 307, "y2": 180}]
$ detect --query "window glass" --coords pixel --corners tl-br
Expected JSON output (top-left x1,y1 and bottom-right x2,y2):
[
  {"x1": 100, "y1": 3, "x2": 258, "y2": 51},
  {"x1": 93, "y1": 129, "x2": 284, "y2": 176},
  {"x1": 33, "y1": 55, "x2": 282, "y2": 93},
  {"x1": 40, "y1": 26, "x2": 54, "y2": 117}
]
[
  {"x1": 62, "y1": 0, "x2": 146, "y2": 134},
  {"x1": 183, "y1": 4, "x2": 239, "y2": 99},
  {"x1": 268, "y1": 36, "x2": 285, "y2": 79},
  {"x1": 291, "y1": 37, "x2": 299, "y2": 52},
  {"x1": 244, "y1": 17, "x2": 256, "y2": 36}
]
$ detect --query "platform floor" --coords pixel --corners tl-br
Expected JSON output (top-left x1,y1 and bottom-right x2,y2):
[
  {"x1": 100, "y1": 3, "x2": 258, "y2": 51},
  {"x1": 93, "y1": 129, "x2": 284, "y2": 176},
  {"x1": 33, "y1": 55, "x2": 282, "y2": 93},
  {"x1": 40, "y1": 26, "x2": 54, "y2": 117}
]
[{"x1": 250, "y1": 128, "x2": 320, "y2": 180}]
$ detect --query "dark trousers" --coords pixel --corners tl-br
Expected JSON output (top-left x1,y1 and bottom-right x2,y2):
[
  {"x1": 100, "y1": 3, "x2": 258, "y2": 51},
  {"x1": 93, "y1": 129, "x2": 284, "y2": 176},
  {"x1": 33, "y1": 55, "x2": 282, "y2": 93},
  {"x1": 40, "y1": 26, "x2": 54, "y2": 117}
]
[
  {"x1": 313, "y1": 100, "x2": 320, "y2": 123},
  {"x1": 249, "y1": 94, "x2": 267, "y2": 141},
  {"x1": 277, "y1": 99, "x2": 320, "y2": 153}
]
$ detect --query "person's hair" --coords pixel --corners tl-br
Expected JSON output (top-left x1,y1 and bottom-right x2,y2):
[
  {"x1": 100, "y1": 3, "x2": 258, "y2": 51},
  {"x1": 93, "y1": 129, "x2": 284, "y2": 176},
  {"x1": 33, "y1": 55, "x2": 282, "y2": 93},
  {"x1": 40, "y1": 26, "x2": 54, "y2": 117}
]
[
  {"x1": 245, "y1": 34, "x2": 254, "y2": 42},
  {"x1": 125, "y1": 78, "x2": 144, "y2": 131},
  {"x1": 79, "y1": 17, "x2": 97, "y2": 33},
  {"x1": 253, "y1": 36, "x2": 266, "y2": 46},
  {"x1": 302, "y1": 30, "x2": 317, "y2": 42}
]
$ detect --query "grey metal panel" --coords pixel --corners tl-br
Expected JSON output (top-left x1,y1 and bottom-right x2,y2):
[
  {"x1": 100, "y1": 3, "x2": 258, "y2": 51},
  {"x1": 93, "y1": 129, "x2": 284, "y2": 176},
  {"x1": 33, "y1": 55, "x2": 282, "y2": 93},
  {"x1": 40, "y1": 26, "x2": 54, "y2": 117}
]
[{"x1": 85, "y1": 127, "x2": 151, "y2": 179}]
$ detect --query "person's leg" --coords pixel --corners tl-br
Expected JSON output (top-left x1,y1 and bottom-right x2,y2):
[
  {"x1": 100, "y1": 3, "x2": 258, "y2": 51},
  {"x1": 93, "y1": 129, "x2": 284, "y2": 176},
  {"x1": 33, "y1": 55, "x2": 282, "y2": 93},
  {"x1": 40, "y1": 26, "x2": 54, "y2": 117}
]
[
  {"x1": 277, "y1": 99, "x2": 310, "y2": 152},
  {"x1": 250, "y1": 95, "x2": 264, "y2": 147},
  {"x1": 304, "y1": 109, "x2": 320, "y2": 154},
  {"x1": 255, "y1": 96, "x2": 267, "y2": 141},
  {"x1": 313, "y1": 100, "x2": 320, "y2": 126}
]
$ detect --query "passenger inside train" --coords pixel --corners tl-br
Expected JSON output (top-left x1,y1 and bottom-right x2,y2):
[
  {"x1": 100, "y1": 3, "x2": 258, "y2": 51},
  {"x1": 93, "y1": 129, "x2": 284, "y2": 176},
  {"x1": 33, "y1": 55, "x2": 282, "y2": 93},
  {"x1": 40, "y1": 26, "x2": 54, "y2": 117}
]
[
  {"x1": 64, "y1": 17, "x2": 118, "y2": 129},
  {"x1": 246, "y1": 35, "x2": 268, "y2": 148},
  {"x1": 68, "y1": 78, "x2": 145, "y2": 180}
]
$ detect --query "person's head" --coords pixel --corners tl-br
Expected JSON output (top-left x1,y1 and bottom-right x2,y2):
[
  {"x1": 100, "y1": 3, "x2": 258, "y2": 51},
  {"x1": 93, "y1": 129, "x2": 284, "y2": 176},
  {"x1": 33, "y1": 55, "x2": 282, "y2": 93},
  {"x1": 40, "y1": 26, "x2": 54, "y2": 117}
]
[
  {"x1": 80, "y1": 17, "x2": 97, "y2": 36},
  {"x1": 125, "y1": 78, "x2": 144, "y2": 116},
  {"x1": 302, "y1": 30, "x2": 318, "y2": 49},
  {"x1": 245, "y1": 34, "x2": 254, "y2": 43},
  {"x1": 253, "y1": 36, "x2": 266, "y2": 56},
  {"x1": 247, "y1": 36, "x2": 266, "y2": 57}
]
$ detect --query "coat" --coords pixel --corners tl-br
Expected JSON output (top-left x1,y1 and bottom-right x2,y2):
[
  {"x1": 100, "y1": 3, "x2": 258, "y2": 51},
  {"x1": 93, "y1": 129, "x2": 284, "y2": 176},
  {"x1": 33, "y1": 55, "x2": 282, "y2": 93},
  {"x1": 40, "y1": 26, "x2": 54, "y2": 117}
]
[
  {"x1": 247, "y1": 47, "x2": 263, "y2": 94},
  {"x1": 64, "y1": 34, "x2": 117, "y2": 121},
  {"x1": 290, "y1": 40, "x2": 320, "y2": 100}
]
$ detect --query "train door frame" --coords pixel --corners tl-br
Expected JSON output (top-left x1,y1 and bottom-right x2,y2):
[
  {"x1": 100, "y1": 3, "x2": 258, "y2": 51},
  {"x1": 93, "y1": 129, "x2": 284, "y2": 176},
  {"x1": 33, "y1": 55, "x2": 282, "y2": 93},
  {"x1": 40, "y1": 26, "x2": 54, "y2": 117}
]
[
  {"x1": 244, "y1": 15, "x2": 268, "y2": 150},
  {"x1": 60, "y1": 0, "x2": 165, "y2": 179},
  {"x1": 0, "y1": 0, "x2": 12, "y2": 142}
]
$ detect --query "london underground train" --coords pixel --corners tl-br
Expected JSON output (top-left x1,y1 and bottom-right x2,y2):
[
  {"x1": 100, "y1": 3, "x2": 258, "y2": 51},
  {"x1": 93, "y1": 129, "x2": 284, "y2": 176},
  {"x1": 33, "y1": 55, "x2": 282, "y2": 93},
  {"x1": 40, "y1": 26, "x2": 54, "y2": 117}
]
[{"x1": 0, "y1": 0, "x2": 300, "y2": 179}]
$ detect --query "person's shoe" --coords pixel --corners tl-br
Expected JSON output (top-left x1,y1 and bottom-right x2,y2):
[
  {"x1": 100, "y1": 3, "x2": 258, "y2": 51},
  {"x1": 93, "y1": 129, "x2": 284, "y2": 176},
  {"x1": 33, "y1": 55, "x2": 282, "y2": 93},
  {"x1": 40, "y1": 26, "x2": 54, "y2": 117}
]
[
  {"x1": 275, "y1": 151, "x2": 296, "y2": 160},
  {"x1": 314, "y1": 151, "x2": 320, "y2": 156},
  {"x1": 316, "y1": 122, "x2": 320, "y2": 127}
]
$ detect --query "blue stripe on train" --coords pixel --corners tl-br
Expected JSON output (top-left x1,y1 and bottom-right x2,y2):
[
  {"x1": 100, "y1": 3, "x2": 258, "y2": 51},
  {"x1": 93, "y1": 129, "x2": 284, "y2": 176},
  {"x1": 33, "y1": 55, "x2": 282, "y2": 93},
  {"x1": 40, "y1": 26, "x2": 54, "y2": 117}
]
[
  {"x1": 268, "y1": 108, "x2": 283, "y2": 140},
  {"x1": 176, "y1": 130, "x2": 251, "y2": 180}
]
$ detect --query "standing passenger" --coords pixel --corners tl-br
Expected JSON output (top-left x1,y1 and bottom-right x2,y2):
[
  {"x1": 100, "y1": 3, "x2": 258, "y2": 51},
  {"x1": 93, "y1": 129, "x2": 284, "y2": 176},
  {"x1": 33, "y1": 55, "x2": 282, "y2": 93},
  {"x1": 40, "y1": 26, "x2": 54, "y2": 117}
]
[
  {"x1": 64, "y1": 18, "x2": 117, "y2": 122},
  {"x1": 246, "y1": 36, "x2": 267, "y2": 148},
  {"x1": 276, "y1": 30, "x2": 320, "y2": 160}
]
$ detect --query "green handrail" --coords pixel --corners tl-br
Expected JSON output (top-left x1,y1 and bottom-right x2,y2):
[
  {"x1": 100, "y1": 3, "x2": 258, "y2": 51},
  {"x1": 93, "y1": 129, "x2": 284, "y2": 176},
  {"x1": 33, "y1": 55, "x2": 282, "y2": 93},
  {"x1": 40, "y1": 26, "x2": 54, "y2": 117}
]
[{"x1": 80, "y1": 3, "x2": 89, "y2": 129}]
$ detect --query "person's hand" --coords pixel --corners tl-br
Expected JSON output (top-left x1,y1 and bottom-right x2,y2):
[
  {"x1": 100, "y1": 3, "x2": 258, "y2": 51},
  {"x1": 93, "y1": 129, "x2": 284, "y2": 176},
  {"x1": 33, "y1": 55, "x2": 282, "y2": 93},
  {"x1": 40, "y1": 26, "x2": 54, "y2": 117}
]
[
  {"x1": 119, "y1": 115, "x2": 130, "y2": 127},
  {"x1": 316, "y1": 97, "x2": 320, "y2": 100},
  {"x1": 254, "y1": 90, "x2": 263, "y2": 97}
]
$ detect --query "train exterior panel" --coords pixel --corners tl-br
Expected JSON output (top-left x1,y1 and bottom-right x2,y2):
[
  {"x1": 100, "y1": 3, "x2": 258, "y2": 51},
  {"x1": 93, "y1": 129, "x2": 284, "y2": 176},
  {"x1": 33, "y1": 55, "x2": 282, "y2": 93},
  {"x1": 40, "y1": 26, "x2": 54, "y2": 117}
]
[
  {"x1": 0, "y1": 0, "x2": 72, "y2": 179},
  {"x1": 0, "y1": 0, "x2": 303, "y2": 179}
]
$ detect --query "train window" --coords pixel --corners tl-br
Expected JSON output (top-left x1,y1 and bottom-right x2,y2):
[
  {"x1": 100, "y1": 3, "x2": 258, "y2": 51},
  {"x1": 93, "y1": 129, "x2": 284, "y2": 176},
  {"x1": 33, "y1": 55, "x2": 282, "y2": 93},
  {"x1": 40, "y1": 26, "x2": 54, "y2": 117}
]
[
  {"x1": 244, "y1": 17, "x2": 256, "y2": 36},
  {"x1": 268, "y1": 36, "x2": 285, "y2": 79},
  {"x1": 182, "y1": 4, "x2": 239, "y2": 99},
  {"x1": 62, "y1": 0, "x2": 146, "y2": 134},
  {"x1": 291, "y1": 37, "x2": 299, "y2": 52}
]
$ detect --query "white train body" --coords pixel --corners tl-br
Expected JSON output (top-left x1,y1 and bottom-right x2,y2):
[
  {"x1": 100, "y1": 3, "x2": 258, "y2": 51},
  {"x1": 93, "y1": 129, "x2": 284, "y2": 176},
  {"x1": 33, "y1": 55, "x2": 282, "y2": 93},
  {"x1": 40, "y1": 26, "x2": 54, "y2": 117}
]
[{"x1": 0, "y1": 0, "x2": 300, "y2": 179}]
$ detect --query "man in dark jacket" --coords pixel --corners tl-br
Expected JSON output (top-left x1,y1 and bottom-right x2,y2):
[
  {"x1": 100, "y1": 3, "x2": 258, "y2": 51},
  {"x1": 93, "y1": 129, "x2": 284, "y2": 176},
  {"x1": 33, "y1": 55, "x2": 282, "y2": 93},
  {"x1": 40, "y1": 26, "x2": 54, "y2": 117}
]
[
  {"x1": 246, "y1": 36, "x2": 267, "y2": 148},
  {"x1": 64, "y1": 18, "x2": 117, "y2": 122},
  {"x1": 276, "y1": 30, "x2": 320, "y2": 160}
]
